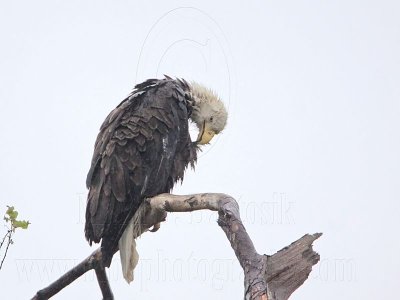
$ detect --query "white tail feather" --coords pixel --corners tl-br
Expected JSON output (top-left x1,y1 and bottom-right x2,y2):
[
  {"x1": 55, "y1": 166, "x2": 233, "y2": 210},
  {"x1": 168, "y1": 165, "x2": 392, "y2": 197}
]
[{"x1": 118, "y1": 203, "x2": 147, "y2": 283}]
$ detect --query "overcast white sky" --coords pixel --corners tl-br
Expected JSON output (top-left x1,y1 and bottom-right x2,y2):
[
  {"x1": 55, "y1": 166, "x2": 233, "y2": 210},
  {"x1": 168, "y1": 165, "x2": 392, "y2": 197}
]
[{"x1": 1, "y1": 1, "x2": 399, "y2": 299}]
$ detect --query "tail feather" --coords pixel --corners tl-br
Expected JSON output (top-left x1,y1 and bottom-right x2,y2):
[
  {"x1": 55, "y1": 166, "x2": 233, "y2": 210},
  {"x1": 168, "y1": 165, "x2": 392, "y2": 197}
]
[
  {"x1": 119, "y1": 217, "x2": 139, "y2": 283},
  {"x1": 118, "y1": 202, "x2": 147, "y2": 283}
]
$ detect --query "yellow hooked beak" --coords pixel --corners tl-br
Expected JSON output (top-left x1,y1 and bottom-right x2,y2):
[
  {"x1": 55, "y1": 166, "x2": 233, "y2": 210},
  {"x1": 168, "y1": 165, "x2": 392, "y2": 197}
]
[{"x1": 197, "y1": 121, "x2": 216, "y2": 145}]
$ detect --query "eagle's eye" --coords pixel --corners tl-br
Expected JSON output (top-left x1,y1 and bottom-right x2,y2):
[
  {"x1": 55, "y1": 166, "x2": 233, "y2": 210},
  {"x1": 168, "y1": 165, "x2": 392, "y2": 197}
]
[{"x1": 210, "y1": 116, "x2": 214, "y2": 122}]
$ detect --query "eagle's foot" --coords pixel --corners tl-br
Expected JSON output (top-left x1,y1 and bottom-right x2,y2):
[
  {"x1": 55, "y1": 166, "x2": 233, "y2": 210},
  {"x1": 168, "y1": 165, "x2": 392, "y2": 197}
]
[{"x1": 149, "y1": 222, "x2": 161, "y2": 232}]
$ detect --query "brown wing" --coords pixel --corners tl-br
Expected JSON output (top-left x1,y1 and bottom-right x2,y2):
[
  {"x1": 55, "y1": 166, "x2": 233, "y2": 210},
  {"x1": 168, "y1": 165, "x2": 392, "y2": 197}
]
[{"x1": 85, "y1": 78, "x2": 197, "y2": 266}]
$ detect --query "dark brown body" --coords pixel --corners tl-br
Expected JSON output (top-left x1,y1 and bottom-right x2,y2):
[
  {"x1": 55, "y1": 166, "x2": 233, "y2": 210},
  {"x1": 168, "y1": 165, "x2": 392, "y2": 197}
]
[{"x1": 85, "y1": 78, "x2": 197, "y2": 266}]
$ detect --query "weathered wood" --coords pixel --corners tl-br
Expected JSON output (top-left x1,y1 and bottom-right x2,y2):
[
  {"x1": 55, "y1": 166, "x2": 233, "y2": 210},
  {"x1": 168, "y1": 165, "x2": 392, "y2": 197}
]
[
  {"x1": 264, "y1": 233, "x2": 322, "y2": 300},
  {"x1": 143, "y1": 194, "x2": 321, "y2": 299},
  {"x1": 215, "y1": 195, "x2": 268, "y2": 300},
  {"x1": 31, "y1": 193, "x2": 321, "y2": 300}
]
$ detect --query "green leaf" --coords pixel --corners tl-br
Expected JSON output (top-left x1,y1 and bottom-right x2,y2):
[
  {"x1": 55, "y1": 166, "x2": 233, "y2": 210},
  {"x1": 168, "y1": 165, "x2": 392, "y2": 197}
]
[
  {"x1": 4, "y1": 206, "x2": 30, "y2": 230},
  {"x1": 13, "y1": 220, "x2": 30, "y2": 229},
  {"x1": 6, "y1": 206, "x2": 18, "y2": 221}
]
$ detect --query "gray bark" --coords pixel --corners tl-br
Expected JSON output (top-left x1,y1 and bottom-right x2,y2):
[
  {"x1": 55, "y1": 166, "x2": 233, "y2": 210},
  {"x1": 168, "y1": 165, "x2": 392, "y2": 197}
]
[{"x1": 32, "y1": 193, "x2": 321, "y2": 300}]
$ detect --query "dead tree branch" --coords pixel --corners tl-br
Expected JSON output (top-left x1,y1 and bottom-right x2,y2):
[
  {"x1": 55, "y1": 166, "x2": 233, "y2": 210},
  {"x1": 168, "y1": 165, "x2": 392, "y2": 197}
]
[
  {"x1": 32, "y1": 193, "x2": 321, "y2": 300},
  {"x1": 32, "y1": 249, "x2": 114, "y2": 300}
]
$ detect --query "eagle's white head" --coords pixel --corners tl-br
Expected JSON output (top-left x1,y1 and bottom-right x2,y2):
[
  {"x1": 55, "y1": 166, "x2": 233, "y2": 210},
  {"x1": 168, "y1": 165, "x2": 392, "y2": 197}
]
[{"x1": 189, "y1": 81, "x2": 228, "y2": 144}]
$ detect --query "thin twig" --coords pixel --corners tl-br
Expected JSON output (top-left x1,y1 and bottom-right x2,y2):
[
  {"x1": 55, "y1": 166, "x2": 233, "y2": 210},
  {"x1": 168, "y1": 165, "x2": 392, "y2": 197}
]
[
  {"x1": 0, "y1": 230, "x2": 12, "y2": 270},
  {"x1": 0, "y1": 229, "x2": 10, "y2": 249}
]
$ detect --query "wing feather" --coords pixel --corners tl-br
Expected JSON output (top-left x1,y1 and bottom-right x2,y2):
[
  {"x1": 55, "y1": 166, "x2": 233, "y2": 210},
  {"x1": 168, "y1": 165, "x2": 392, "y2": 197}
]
[{"x1": 85, "y1": 77, "x2": 197, "y2": 266}]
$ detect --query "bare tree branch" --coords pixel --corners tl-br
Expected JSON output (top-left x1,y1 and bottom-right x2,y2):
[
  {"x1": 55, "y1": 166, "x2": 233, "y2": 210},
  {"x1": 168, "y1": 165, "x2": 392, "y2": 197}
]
[
  {"x1": 31, "y1": 193, "x2": 321, "y2": 300},
  {"x1": 0, "y1": 229, "x2": 13, "y2": 270},
  {"x1": 95, "y1": 265, "x2": 114, "y2": 300},
  {"x1": 143, "y1": 194, "x2": 321, "y2": 300},
  {"x1": 265, "y1": 233, "x2": 322, "y2": 300},
  {"x1": 32, "y1": 250, "x2": 114, "y2": 300}
]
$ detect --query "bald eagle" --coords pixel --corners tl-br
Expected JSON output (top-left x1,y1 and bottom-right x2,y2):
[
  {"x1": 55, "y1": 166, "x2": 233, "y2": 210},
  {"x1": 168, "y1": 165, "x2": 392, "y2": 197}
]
[{"x1": 85, "y1": 76, "x2": 227, "y2": 282}]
